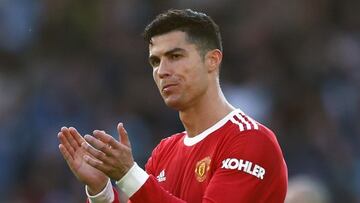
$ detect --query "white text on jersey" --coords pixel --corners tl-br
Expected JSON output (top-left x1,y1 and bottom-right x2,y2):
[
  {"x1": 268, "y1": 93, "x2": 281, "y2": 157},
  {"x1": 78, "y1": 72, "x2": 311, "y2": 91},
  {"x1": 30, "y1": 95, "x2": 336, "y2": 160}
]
[{"x1": 221, "y1": 158, "x2": 265, "y2": 180}]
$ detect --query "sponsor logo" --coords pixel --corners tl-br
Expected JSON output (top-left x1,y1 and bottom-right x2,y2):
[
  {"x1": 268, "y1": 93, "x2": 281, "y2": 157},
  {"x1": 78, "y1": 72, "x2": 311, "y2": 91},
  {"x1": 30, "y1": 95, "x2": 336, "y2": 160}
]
[
  {"x1": 195, "y1": 156, "x2": 211, "y2": 182},
  {"x1": 157, "y1": 169, "x2": 166, "y2": 182},
  {"x1": 221, "y1": 158, "x2": 265, "y2": 180}
]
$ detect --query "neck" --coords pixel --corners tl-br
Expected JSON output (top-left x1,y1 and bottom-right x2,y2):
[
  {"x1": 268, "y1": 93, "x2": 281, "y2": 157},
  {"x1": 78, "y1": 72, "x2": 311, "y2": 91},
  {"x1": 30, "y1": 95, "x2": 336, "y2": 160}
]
[{"x1": 179, "y1": 86, "x2": 234, "y2": 137}]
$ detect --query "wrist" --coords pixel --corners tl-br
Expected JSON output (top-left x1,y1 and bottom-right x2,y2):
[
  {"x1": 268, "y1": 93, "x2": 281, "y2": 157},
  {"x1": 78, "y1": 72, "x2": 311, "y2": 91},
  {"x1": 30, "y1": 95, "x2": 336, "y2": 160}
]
[
  {"x1": 115, "y1": 163, "x2": 149, "y2": 198},
  {"x1": 116, "y1": 162, "x2": 135, "y2": 181},
  {"x1": 87, "y1": 178, "x2": 109, "y2": 196},
  {"x1": 86, "y1": 178, "x2": 114, "y2": 203}
]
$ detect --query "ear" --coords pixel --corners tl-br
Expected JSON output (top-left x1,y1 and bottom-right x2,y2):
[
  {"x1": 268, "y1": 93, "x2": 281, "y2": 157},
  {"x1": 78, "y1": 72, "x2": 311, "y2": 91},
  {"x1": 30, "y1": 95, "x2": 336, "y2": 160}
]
[{"x1": 205, "y1": 49, "x2": 223, "y2": 73}]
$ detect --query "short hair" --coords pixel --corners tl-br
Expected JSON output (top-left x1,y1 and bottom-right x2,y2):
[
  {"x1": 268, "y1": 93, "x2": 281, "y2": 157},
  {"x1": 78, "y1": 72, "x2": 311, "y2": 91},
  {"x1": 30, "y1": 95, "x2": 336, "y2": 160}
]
[{"x1": 143, "y1": 9, "x2": 223, "y2": 57}]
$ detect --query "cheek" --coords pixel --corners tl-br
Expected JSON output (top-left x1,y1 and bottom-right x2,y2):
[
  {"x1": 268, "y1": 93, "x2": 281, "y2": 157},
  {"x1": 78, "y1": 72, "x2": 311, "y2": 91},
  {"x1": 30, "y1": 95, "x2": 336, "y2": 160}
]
[
  {"x1": 185, "y1": 66, "x2": 205, "y2": 84},
  {"x1": 153, "y1": 69, "x2": 160, "y2": 88},
  {"x1": 191, "y1": 69, "x2": 208, "y2": 91},
  {"x1": 152, "y1": 69, "x2": 156, "y2": 81}
]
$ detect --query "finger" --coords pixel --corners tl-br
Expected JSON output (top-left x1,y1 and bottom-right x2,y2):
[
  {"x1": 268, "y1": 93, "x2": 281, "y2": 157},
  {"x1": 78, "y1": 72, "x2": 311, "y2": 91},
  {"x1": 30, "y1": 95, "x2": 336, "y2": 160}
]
[
  {"x1": 58, "y1": 132, "x2": 76, "y2": 158},
  {"x1": 93, "y1": 130, "x2": 119, "y2": 150},
  {"x1": 83, "y1": 154, "x2": 109, "y2": 173},
  {"x1": 117, "y1": 123, "x2": 131, "y2": 148},
  {"x1": 93, "y1": 130, "x2": 107, "y2": 142},
  {"x1": 69, "y1": 127, "x2": 85, "y2": 146},
  {"x1": 59, "y1": 144, "x2": 77, "y2": 170},
  {"x1": 82, "y1": 137, "x2": 112, "y2": 162},
  {"x1": 61, "y1": 127, "x2": 80, "y2": 149}
]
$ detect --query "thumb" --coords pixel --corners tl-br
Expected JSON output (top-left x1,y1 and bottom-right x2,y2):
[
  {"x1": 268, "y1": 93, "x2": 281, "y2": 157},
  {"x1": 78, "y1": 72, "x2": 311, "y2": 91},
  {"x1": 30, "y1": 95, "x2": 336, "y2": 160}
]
[{"x1": 117, "y1": 122, "x2": 131, "y2": 148}]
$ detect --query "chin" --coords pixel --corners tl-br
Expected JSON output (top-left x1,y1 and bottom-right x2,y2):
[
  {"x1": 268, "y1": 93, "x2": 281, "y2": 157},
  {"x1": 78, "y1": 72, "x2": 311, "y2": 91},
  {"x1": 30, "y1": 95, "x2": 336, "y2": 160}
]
[{"x1": 163, "y1": 97, "x2": 185, "y2": 111}]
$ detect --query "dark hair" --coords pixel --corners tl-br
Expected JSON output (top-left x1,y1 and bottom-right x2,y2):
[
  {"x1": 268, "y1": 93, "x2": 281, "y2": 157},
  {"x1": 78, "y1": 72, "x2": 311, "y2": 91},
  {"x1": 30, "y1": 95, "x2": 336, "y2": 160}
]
[{"x1": 143, "y1": 9, "x2": 223, "y2": 57}]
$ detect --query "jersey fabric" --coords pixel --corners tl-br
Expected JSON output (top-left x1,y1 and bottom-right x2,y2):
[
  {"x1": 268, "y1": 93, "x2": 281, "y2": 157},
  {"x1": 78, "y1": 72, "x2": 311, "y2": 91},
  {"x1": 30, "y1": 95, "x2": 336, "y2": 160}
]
[{"x1": 89, "y1": 109, "x2": 288, "y2": 203}]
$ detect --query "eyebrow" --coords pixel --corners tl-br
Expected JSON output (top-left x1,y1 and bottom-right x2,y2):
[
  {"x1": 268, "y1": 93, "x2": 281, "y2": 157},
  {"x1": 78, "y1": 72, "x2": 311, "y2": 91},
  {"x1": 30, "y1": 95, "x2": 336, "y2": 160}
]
[{"x1": 149, "y1": 47, "x2": 186, "y2": 60}]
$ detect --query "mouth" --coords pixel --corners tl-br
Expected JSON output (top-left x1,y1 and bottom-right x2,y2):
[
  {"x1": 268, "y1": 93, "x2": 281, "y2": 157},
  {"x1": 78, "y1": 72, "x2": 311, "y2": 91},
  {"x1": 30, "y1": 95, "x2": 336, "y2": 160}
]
[{"x1": 162, "y1": 83, "x2": 178, "y2": 92}]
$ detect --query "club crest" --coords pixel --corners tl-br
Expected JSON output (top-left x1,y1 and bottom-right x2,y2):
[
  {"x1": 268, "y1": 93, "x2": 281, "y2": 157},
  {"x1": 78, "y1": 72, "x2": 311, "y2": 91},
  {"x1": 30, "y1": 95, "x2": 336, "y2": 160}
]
[{"x1": 195, "y1": 156, "x2": 211, "y2": 182}]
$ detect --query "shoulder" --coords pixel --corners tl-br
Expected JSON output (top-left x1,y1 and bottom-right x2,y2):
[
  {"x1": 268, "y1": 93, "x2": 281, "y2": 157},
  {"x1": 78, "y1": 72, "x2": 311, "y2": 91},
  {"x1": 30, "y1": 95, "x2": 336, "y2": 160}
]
[
  {"x1": 208, "y1": 111, "x2": 288, "y2": 201},
  {"x1": 221, "y1": 110, "x2": 282, "y2": 153},
  {"x1": 220, "y1": 125, "x2": 284, "y2": 161},
  {"x1": 145, "y1": 132, "x2": 185, "y2": 173},
  {"x1": 215, "y1": 111, "x2": 286, "y2": 171},
  {"x1": 212, "y1": 114, "x2": 287, "y2": 184},
  {"x1": 158, "y1": 132, "x2": 185, "y2": 147},
  {"x1": 151, "y1": 132, "x2": 185, "y2": 156}
]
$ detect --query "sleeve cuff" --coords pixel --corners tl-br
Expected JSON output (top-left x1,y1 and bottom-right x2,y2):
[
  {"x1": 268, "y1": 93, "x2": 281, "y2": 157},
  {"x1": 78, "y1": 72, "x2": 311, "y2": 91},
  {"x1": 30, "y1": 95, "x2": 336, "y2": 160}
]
[
  {"x1": 86, "y1": 178, "x2": 114, "y2": 203},
  {"x1": 115, "y1": 162, "x2": 149, "y2": 198}
]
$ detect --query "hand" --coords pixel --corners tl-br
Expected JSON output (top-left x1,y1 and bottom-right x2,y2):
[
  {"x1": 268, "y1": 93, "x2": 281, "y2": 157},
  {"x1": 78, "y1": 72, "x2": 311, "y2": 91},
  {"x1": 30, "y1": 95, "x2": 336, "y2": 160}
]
[
  {"x1": 58, "y1": 127, "x2": 109, "y2": 195},
  {"x1": 81, "y1": 123, "x2": 135, "y2": 181}
]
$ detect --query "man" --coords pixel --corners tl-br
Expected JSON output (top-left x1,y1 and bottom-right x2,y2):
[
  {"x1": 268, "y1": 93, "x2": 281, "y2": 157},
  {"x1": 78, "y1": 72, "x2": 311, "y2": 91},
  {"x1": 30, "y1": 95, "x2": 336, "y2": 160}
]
[{"x1": 58, "y1": 9, "x2": 288, "y2": 202}]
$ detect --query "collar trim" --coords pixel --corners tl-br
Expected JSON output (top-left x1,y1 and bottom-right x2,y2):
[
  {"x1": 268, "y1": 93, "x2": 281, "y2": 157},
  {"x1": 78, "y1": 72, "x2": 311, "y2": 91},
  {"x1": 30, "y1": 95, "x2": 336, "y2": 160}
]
[{"x1": 183, "y1": 109, "x2": 240, "y2": 146}]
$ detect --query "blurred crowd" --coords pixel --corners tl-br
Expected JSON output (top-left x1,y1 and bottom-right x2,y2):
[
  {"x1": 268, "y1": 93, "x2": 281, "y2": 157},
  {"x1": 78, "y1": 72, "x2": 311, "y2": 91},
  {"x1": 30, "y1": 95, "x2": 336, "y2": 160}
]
[{"x1": 0, "y1": 0, "x2": 359, "y2": 202}]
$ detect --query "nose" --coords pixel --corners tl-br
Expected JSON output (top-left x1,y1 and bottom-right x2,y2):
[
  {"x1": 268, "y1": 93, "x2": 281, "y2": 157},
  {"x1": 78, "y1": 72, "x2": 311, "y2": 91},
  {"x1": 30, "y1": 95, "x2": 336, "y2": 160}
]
[{"x1": 157, "y1": 59, "x2": 171, "y2": 79}]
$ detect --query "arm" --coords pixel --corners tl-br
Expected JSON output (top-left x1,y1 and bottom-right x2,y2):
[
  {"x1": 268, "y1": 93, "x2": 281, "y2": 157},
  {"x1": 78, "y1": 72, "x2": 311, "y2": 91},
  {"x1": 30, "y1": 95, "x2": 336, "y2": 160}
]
[
  {"x1": 85, "y1": 163, "x2": 186, "y2": 203},
  {"x1": 119, "y1": 131, "x2": 287, "y2": 202}
]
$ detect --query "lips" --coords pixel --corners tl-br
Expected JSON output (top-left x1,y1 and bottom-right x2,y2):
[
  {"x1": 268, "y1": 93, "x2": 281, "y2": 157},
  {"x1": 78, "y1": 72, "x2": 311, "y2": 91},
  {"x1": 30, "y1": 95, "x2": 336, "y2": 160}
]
[{"x1": 161, "y1": 83, "x2": 178, "y2": 92}]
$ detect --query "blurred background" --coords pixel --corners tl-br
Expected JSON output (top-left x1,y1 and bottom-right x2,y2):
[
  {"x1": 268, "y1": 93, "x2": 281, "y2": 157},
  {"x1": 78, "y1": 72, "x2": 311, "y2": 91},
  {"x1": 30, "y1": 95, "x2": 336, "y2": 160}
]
[{"x1": 0, "y1": 0, "x2": 359, "y2": 202}]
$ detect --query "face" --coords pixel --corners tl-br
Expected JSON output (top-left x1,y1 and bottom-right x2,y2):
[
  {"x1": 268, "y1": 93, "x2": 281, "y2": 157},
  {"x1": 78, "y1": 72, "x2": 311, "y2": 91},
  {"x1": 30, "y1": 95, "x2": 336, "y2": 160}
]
[{"x1": 149, "y1": 31, "x2": 210, "y2": 110}]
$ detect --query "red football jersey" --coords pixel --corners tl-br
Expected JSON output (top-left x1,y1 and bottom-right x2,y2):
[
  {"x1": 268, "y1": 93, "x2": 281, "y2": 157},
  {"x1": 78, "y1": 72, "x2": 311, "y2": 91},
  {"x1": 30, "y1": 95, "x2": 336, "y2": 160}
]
[{"x1": 88, "y1": 109, "x2": 288, "y2": 203}]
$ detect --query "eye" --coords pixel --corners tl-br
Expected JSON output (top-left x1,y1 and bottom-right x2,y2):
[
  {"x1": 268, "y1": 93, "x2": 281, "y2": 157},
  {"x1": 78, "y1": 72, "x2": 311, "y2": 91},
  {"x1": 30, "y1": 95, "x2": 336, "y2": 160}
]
[
  {"x1": 170, "y1": 54, "x2": 182, "y2": 60},
  {"x1": 149, "y1": 57, "x2": 160, "y2": 68}
]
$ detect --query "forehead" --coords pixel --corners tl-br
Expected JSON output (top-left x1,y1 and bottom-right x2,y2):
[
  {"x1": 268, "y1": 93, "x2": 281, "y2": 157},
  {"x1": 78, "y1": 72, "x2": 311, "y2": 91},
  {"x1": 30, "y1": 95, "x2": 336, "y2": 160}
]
[{"x1": 149, "y1": 31, "x2": 195, "y2": 55}]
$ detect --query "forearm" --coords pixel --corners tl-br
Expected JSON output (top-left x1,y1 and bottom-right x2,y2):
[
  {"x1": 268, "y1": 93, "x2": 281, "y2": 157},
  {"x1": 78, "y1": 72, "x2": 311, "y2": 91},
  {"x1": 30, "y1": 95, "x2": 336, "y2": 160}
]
[
  {"x1": 87, "y1": 163, "x2": 185, "y2": 203},
  {"x1": 116, "y1": 163, "x2": 186, "y2": 203},
  {"x1": 86, "y1": 179, "x2": 121, "y2": 203},
  {"x1": 86, "y1": 164, "x2": 185, "y2": 203},
  {"x1": 127, "y1": 175, "x2": 186, "y2": 203}
]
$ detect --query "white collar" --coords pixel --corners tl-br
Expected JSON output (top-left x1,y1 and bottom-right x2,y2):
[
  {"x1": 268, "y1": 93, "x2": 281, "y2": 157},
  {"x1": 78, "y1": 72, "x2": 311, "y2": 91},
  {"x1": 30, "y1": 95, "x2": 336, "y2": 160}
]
[{"x1": 183, "y1": 109, "x2": 241, "y2": 146}]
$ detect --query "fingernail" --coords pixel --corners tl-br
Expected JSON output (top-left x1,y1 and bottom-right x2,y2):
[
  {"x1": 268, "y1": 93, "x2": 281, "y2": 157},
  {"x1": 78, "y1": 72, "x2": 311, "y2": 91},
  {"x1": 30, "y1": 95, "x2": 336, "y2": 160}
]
[{"x1": 84, "y1": 134, "x2": 92, "y2": 141}]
